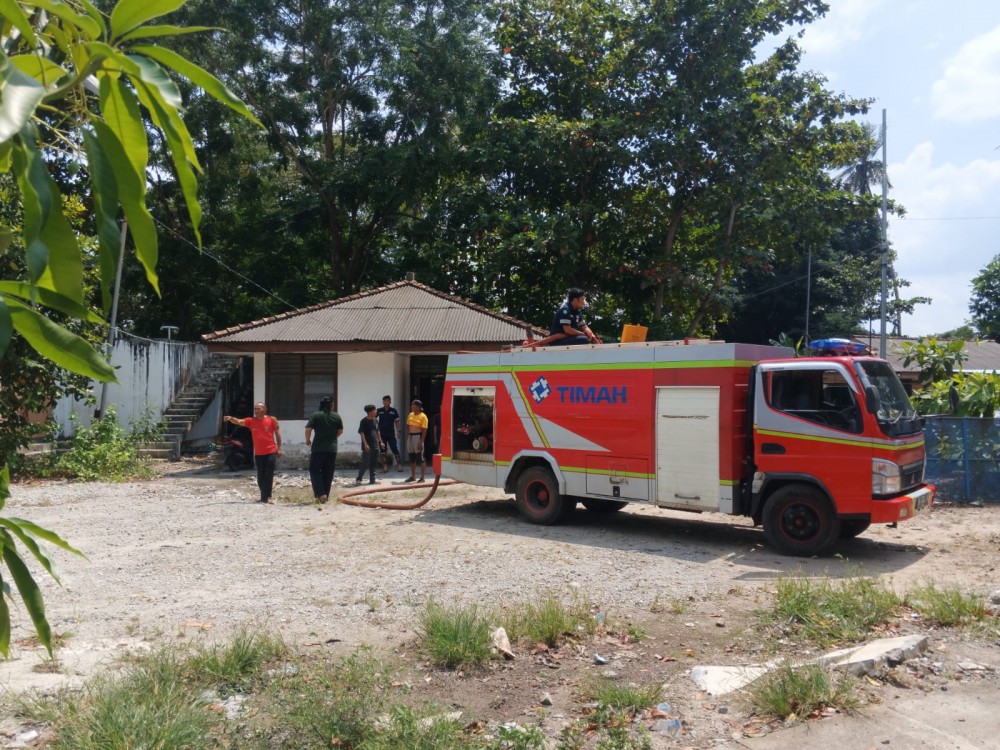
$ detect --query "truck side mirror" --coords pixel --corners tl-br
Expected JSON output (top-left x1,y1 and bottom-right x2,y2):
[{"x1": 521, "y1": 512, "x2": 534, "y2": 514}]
[{"x1": 864, "y1": 385, "x2": 880, "y2": 414}]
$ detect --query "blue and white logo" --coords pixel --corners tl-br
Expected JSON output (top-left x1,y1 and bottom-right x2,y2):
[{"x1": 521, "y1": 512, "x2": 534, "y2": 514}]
[{"x1": 529, "y1": 376, "x2": 552, "y2": 403}]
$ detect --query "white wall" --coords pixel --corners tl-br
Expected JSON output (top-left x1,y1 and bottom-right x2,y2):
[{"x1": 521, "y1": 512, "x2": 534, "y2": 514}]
[
  {"x1": 333, "y1": 350, "x2": 399, "y2": 452},
  {"x1": 248, "y1": 350, "x2": 400, "y2": 467},
  {"x1": 54, "y1": 336, "x2": 207, "y2": 436}
]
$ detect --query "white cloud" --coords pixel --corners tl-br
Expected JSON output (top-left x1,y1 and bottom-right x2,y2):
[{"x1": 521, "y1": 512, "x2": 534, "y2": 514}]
[
  {"x1": 931, "y1": 25, "x2": 1000, "y2": 122},
  {"x1": 889, "y1": 142, "x2": 1000, "y2": 334},
  {"x1": 799, "y1": 0, "x2": 884, "y2": 57}
]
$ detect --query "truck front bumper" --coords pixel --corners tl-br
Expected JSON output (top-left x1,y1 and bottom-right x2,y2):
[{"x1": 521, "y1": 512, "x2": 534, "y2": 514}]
[{"x1": 870, "y1": 484, "x2": 935, "y2": 524}]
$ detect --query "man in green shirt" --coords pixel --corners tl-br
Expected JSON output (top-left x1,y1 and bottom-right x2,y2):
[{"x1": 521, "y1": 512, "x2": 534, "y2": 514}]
[{"x1": 305, "y1": 397, "x2": 344, "y2": 502}]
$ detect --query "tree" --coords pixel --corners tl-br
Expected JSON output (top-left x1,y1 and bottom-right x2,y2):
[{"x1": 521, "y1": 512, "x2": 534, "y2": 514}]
[
  {"x1": 835, "y1": 121, "x2": 890, "y2": 196},
  {"x1": 970, "y1": 254, "x2": 1000, "y2": 340},
  {"x1": 1, "y1": 0, "x2": 258, "y2": 655},
  {"x1": 407, "y1": 0, "x2": 884, "y2": 340},
  {"x1": 900, "y1": 337, "x2": 1000, "y2": 418},
  {"x1": 0, "y1": 175, "x2": 98, "y2": 464}
]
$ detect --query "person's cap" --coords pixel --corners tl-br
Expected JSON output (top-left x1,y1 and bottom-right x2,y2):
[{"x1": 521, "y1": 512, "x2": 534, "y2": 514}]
[
  {"x1": 320, "y1": 396, "x2": 332, "y2": 407},
  {"x1": 412, "y1": 399, "x2": 423, "y2": 407}
]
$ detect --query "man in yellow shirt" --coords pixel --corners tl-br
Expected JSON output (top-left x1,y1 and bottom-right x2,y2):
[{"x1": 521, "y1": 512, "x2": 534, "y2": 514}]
[{"x1": 403, "y1": 399, "x2": 428, "y2": 483}]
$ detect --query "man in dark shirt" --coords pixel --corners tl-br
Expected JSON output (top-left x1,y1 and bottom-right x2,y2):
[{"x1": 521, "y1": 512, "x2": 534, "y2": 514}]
[
  {"x1": 305, "y1": 397, "x2": 343, "y2": 503},
  {"x1": 548, "y1": 288, "x2": 602, "y2": 346},
  {"x1": 376, "y1": 395, "x2": 403, "y2": 472},
  {"x1": 356, "y1": 405, "x2": 383, "y2": 485}
]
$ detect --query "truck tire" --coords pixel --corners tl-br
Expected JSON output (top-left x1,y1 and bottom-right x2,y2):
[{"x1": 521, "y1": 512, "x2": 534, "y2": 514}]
[
  {"x1": 581, "y1": 499, "x2": 628, "y2": 513},
  {"x1": 839, "y1": 519, "x2": 871, "y2": 539},
  {"x1": 515, "y1": 467, "x2": 573, "y2": 525},
  {"x1": 762, "y1": 484, "x2": 840, "y2": 557}
]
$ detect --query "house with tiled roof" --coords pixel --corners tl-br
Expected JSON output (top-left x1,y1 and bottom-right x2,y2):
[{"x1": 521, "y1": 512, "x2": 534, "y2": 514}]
[
  {"x1": 202, "y1": 278, "x2": 544, "y2": 462},
  {"x1": 855, "y1": 335, "x2": 1000, "y2": 392}
]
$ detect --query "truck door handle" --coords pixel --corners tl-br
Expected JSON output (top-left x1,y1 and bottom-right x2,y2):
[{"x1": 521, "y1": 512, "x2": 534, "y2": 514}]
[
  {"x1": 674, "y1": 493, "x2": 700, "y2": 500},
  {"x1": 761, "y1": 442, "x2": 785, "y2": 454}
]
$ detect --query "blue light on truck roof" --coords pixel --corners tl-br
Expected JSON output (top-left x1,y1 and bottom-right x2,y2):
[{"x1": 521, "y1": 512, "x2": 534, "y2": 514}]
[{"x1": 808, "y1": 338, "x2": 870, "y2": 355}]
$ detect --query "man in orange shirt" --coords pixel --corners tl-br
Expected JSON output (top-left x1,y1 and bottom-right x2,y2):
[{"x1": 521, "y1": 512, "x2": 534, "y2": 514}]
[{"x1": 224, "y1": 402, "x2": 281, "y2": 502}]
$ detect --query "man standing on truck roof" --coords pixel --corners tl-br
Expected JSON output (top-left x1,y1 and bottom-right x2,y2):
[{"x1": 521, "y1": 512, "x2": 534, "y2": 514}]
[{"x1": 547, "y1": 288, "x2": 603, "y2": 346}]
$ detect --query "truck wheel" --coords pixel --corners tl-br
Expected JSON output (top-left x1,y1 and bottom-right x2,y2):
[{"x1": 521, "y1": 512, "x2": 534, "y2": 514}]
[
  {"x1": 762, "y1": 484, "x2": 840, "y2": 557},
  {"x1": 516, "y1": 467, "x2": 572, "y2": 525},
  {"x1": 839, "y1": 519, "x2": 871, "y2": 539},
  {"x1": 581, "y1": 499, "x2": 628, "y2": 513}
]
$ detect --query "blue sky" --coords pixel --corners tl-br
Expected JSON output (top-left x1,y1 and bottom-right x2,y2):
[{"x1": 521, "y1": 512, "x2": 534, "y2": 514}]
[{"x1": 792, "y1": 0, "x2": 1000, "y2": 337}]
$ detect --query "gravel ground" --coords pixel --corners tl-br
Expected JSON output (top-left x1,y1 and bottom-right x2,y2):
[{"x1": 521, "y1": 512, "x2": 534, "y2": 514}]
[{"x1": 1, "y1": 458, "x2": 998, "y2": 746}]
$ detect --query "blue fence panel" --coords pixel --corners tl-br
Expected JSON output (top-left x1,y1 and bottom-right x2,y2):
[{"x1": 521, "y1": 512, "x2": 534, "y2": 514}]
[{"x1": 923, "y1": 416, "x2": 1000, "y2": 504}]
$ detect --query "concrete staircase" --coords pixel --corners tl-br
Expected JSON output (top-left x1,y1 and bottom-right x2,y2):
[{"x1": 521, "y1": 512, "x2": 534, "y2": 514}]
[
  {"x1": 155, "y1": 354, "x2": 242, "y2": 459},
  {"x1": 137, "y1": 441, "x2": 179, "y2": 460}
]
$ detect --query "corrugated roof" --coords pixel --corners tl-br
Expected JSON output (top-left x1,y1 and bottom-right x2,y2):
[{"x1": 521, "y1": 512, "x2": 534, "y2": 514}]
[
  {"x1": 861, "y1": 336, "x2": 1000, "y2": 373},
  {"x1": 202, "y1": 280, "x2": 545, "y2": 346}
]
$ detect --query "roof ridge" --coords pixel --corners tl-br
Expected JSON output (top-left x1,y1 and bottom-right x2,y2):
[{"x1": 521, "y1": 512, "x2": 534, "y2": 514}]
[{"x1": 201, "y1": 279, "x2": 543, "y2": 341}]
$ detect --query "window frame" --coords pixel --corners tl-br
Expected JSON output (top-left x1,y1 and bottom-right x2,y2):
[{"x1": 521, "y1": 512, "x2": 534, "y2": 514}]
[
  {"x1": 763, "y1": 363, "x2": 863, "y2": 434},
  {"x1": 266, "y1": 353, "x2": 338, "y2": 420}
]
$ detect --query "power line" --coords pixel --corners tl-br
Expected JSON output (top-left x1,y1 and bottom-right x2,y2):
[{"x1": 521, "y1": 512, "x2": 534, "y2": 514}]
[
  {"x1": 152, "y1": 216, "x2": 298, "y2": 312},
  {"x1": 148, "y1": 217, "x2": 355, "y2": 340}
]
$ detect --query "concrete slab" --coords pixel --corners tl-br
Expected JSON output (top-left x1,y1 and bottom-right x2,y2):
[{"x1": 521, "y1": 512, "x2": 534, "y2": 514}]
[
  {"x1": 817, "y1": 634, "x2": 929, "y2": 676},
  {"x1": 714, "y1": 680, "x2": 996, "y2": 750},
  {"x1": 690, "y1": 635, "x2": 928, "y2": 696},
  {"x1": 690, "y1": 664, "x2": 775, "y2": 696}
]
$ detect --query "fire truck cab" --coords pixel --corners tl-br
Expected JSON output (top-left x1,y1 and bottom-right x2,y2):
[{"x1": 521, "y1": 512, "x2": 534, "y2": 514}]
[{"x1": 434, "y1": 339, "x2": 932, "y2": 557}]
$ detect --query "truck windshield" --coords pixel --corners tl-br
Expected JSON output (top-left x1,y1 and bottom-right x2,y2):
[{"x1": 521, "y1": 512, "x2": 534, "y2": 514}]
[{"x1": 855, "y1": 361, "x2": 921, "y2": 437}]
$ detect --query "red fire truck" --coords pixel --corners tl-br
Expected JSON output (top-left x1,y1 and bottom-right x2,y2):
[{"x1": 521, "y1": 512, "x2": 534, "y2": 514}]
[{"x1": 432, "y1": 340, "x2": 933, "y2": 556}]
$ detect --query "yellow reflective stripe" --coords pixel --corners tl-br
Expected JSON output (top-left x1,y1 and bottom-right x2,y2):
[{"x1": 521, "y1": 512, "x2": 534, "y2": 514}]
[
  {"x1": 448, "y1": 360, "x2": 758, "y2": 374},
  {"x1": 756, "y1": 428, "x2": 924, "y2": 451}
]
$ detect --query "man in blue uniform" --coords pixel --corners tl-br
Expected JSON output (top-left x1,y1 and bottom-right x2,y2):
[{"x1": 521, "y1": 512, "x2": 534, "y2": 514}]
[
  {"x1": 376, "y1": 395, "x2": 403, "y2": 471},
  {"x1": 548, "y1": 288, "x2": 602, "y2": 345}
]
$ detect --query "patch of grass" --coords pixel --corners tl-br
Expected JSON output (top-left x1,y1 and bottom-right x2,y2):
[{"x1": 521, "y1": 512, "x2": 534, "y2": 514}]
[
  {"x1": 419, "y1": 600, "x2": 494, "y2": 668},
  {"x1": 40, "y1": 651, "x2": 215, "y2": 750},
  {"x1": 16, "y1": 629, "x2": 289, "y2": 750},
  {"x1": 9, "y1": 688, "x2": 68, "y2": 724},
  {"x1": 16, "y1": 630, "x2": 73, "y2": 650},
  {"x1": 764, "y1": 576, "x2": 901, "y2": 646},
  {"x1": 592, "y1": 715, "x2": 651, "y2": 750},
  {"x1": 486, "y1": 723, "x2": 547, "y2": 750},
  {"x1": 622, "y1": 622, "x2": 646, "y2": 642},
  {"x1": 182, "y1": 627, "x2": 288, "y2": 693},
  {"x1": 745, "y1": 663, "x2": 859, "y2": 720},
  {"x1": 578, "y1": 674, "x2": 662, "y2": 713},
  {"x1": 362, "y1": 705, "x2": 472, "y2": 750},
  {"x1": 502, "y1": 592, "x2": 596, "y2": 646},
  {"x1": 32, "y1": 658, "x2": 63, "y2": 674},
  {"x1": 649, "y1": 594, "x2": 689, "y2": 615},
  {"x1": 905, "y1": 583, "x2": 988, "y2": 627},
  {"x1": 259, "y1": 647, "x2": 393, "y2": 748}
]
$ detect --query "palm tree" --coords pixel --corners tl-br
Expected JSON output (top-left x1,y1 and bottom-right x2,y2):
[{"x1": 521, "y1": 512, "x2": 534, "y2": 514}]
[
  {"x1": 837, "y1": 121, "x2": 903, "y2": 332},
  {"x1": 836, "y1": 122, "x2": 891, "y2": 196}
]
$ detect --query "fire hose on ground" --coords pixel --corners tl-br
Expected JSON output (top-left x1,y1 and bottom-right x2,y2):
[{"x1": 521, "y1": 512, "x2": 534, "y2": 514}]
[{"x1": 337, "y1": 473, "x2": 461, "y2": 509}]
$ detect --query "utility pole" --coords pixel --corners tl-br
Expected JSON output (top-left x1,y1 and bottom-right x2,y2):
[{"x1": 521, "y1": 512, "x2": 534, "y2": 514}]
[
  {"x1": 804, "y1": 249, "x2": 812, "y2": 343},
  {"x1": 879, "y1": 109, "x2": 889, "y2": 360}
]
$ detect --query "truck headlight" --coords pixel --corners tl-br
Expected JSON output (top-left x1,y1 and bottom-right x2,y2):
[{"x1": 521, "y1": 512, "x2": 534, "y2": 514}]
[{"x1": 872, "y1": 458, "x2": 902, "y2": 495}]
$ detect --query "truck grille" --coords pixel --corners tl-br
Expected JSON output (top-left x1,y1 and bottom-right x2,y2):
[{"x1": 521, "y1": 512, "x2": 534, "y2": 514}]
[{"x1": 901, "y1": 460, "x2": 924, "y2": 491}]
